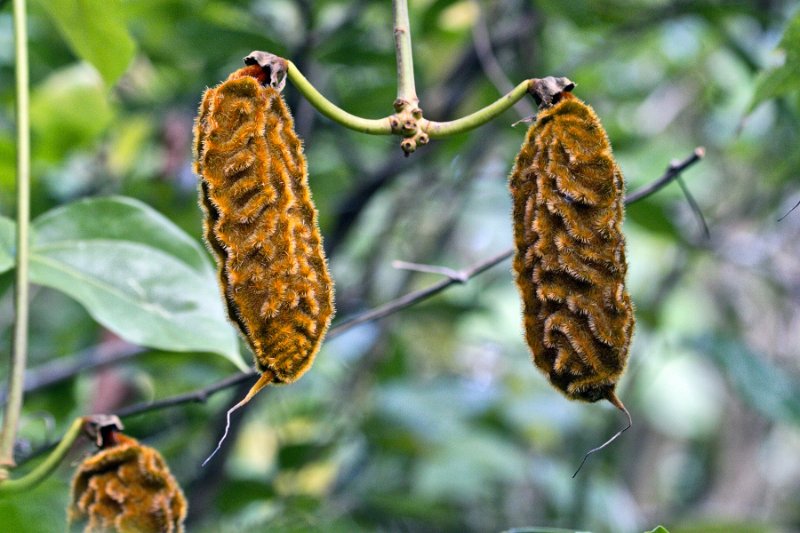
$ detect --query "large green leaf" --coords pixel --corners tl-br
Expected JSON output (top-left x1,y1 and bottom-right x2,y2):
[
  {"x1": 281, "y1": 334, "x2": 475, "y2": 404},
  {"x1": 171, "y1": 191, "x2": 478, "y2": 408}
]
[
  {"x1": 33, "y1": 196, "x2": 210, "y2": 274},
  {"x1": 24, "y1": 196, "x2": 244, "y2": 369},
  {"x1": 749, "y1": 11, "x2": 800, "y2": 112},
  {"x1": 35, "y1": 0, "x2": 136, "y2": 86},
  {"x1": 0, "y1": 215, "x2": 13, "y2": 274}
]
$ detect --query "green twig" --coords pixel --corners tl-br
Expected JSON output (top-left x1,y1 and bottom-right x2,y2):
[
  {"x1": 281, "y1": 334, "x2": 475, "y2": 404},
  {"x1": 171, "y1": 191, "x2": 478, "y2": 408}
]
[
  {"x1": 286, "y1": 60, "x2": 532, "y2": 139},
  {"x1": 421, "y1": 79, "x2": 532, "y2": 138},
  {"x1": 0, "y1": 0, "x2": 31, "y2": 470},
  {"x1": 286, "y1": 61, "x2": 392, "y2": 134},
  {"x1": 0, "y1": 418, "x2": 84, "y2": 494},
  {"x1": 393, "y1": 0, "x2": 418, "y2": 106}
]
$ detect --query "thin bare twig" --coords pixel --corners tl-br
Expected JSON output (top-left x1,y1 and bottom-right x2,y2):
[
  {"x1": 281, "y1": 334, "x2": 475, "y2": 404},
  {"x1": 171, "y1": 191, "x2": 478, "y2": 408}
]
[
  {"x1": 676, "y1": 175, "x2": 710, "y2": 239},
  {"x1": 625, "y1": 147, "x2": 705, "y2": 203},
  {"x1": 0, "y1": 342, "x2": 144, "y2": 405},
  {"x1": 392, "y1": 260, "x2": 467, "y2": 282},
  {"x1": 115, "y1": 372, "x2": 253, "y2": 418},
  {"x1": 778, "y1": 197, "x2": 800, "y2": 222}
]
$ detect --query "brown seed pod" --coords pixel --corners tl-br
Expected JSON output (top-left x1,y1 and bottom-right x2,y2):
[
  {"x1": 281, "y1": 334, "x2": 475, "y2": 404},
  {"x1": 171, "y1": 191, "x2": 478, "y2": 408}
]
[
  {"x1": 509, "y1": 78, "x2": 634, "y2": 471},
  {"x1": 193, "y1": 54, "x2": 334, "y2": 463},
  {"x1": 68, "y1": 432, "x2": 187, "y2": 533}
]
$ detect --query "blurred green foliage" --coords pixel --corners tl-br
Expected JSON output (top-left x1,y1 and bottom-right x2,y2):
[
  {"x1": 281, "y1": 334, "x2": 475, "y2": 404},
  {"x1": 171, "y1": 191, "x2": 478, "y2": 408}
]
[{"x1": 1, "y1": 1, "x2": 800, "y2": 532}]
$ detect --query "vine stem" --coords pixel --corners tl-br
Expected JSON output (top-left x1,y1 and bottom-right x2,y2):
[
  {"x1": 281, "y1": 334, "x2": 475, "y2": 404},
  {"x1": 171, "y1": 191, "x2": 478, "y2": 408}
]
[
  {"x1": 286, "y1": 60, "x2": 533, "y2": 138},
  {"x1": 393, "y1": 0, "x2": 418, "y2": 107},
  {"x1": 421, "y1": 79, "x2": 531, "y2": 138},
  {"x1": 0, "y1": 0, "x2": 31, "y2": 471},
  {"x1": 286, "y1": 61, "x2": 392, "y2": 134},
  {"x1": 0, "y1": 418, "x2": 83, "y2": 495}
]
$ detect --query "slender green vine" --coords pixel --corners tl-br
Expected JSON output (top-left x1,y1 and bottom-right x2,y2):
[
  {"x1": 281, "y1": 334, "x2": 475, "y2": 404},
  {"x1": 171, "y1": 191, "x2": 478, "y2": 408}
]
[
  {"x1": 393, "y1": 0, "x2": 418, "y2": 108},
  {"x1": 0, "y1": 418, "x2": 84, "y2": 495},
  {"x1": 0, "y1": 0, "x2": 31, "y2": 473},
  {"x1": 421, "y1": 79, "x2": 533, "y2": 138},
  {"x1": 286, "y1": 61, "x2": 393, "y2": 135}
]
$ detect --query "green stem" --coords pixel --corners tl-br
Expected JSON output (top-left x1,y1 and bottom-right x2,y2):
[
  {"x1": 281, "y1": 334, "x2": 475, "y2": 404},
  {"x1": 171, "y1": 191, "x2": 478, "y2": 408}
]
[
  {"x1": 393, "y1": 0, "x2": 418, "y2": 106},
  {"x1": 0, "y1": 0, "x2": 31, "y2": 470},
  {"x1": 286, "y1": 61, "x2": 392, "y2": 134},
  {"x1": 0, "y1": 418, "x2": 84, "y2": 494},
  {"x1": 286, "y1": 61, "x2": 533, "y2": 140},
  {"x1": 421, "y1": 79, "x2": 532, "y2": 138}
]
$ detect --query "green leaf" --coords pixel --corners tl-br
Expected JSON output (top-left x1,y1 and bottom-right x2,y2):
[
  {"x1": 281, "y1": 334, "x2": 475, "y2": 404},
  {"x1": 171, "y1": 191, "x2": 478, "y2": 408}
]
[
  {"x1": 29, "y1": 196, "x2": 246, "y2": 370},
  {"x1": 646, "y1": 527, "x2": 671, "y2": 533},
  {"x1": 0, "y1": 215, "x2": 14, "y2": 274},
  {"x1": 749, "y1": 12, "x2": 800, "y2": 112},
  {"x1": 33, "y1": 196, "x2": 210, "y2": 274},
  {"x1": 699, "y1": 336, "x2": 800, "y2": 425},
  {"x1": 34, "y1": 0, "x2": 136, "y2": 86},
  {"x1": 30, "y1": 65, "x2": 115, "y2": 162}
]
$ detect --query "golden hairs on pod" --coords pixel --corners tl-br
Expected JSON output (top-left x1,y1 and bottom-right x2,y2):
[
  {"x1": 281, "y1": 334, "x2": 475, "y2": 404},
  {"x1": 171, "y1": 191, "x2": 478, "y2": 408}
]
[{"x1": 193, "y1": 53, "x2": 334, "y2": 463}]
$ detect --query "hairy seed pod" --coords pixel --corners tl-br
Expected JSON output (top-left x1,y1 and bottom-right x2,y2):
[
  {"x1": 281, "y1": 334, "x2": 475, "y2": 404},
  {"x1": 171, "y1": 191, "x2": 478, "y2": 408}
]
[
  {"x1": 193, "y1": 56, "x2": 334, "y2": 463},
  {"x1": 68, "y1": 433, "x2": 187, "y2": 533},
  {"x1": 509, "y1": 78, "x2": 634, "y2": 410}
]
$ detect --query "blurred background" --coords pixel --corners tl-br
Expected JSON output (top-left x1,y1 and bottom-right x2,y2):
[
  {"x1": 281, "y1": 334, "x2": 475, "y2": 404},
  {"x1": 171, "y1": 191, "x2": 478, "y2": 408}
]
[{"x1": 1, "y1": 0, "x2": 799, "y2": 531}]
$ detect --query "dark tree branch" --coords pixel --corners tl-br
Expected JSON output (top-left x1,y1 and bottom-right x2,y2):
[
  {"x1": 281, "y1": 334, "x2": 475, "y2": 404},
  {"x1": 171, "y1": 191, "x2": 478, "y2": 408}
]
[
  {"x1": 0, "y1": 341, "x2": 144, "y2": 405},
  {"x1": 625, "y1": 147, "x2": 705, "y2": 203},
  {"x1": 115, "y1": 372, "x2": 253, "y2": 418}
]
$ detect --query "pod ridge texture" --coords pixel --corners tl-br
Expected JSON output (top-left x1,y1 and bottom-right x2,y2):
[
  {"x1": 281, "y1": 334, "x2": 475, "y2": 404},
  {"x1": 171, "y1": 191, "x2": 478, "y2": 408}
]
[
  {"x1": 509, "y1": 91, "x2": 634, "y2": 403},
  {"x1": 194, "y1": 66, "x2": 334, "y2": 384}
]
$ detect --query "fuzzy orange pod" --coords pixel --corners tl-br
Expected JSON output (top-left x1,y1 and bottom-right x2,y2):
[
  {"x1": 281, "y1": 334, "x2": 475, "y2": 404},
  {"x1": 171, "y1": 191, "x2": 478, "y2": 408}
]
[
  {"x1": 193, "y1": 53, "x2": 334, "y2": 462},
  {"x1": 68, "y1": 433, "x2": 187, "y2": 533},
  {"x1": 509, "y1": 78, "x2": 634, "y2": 412}
]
